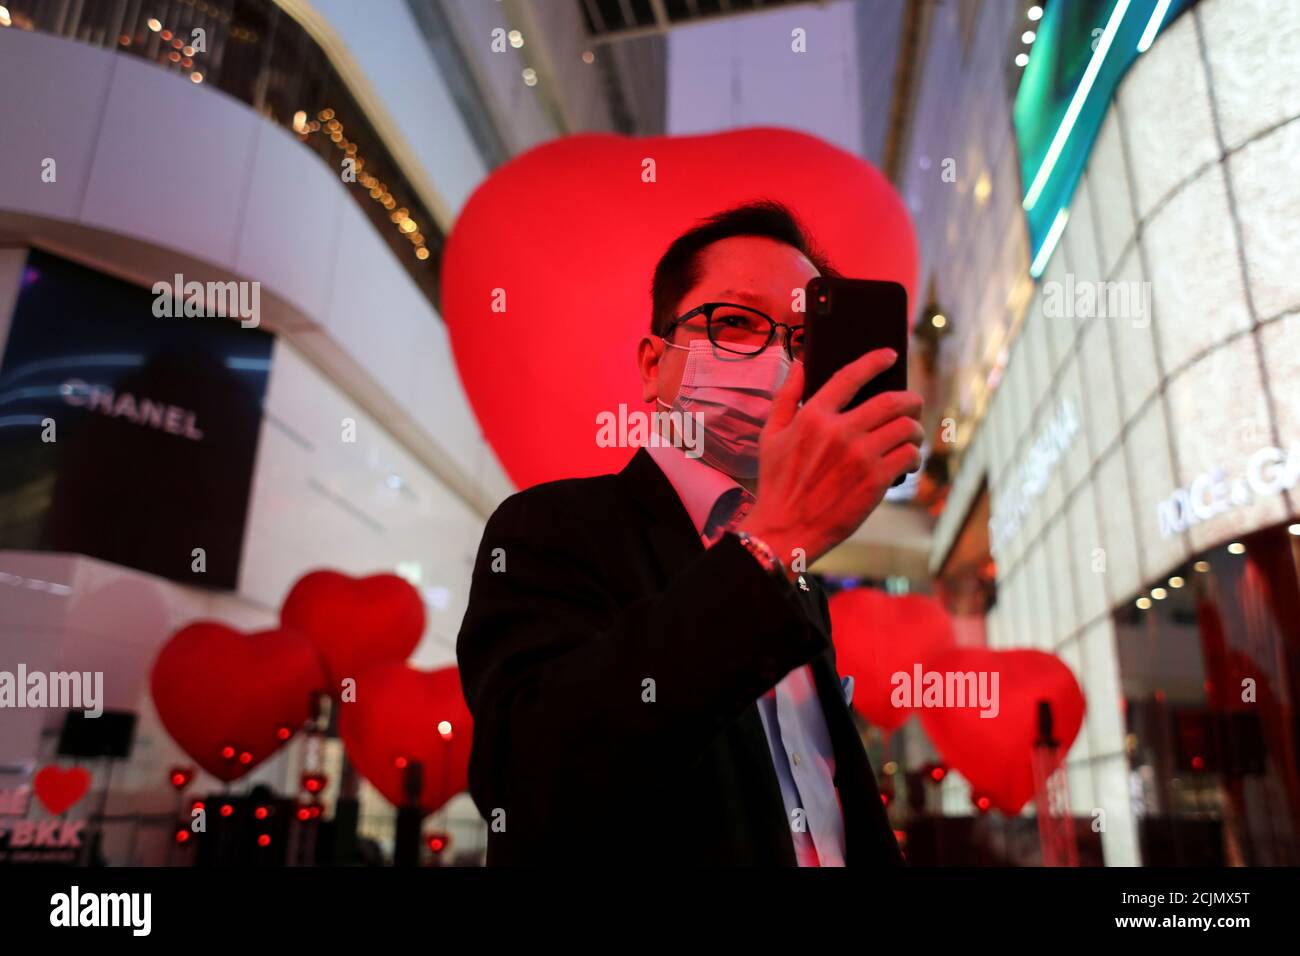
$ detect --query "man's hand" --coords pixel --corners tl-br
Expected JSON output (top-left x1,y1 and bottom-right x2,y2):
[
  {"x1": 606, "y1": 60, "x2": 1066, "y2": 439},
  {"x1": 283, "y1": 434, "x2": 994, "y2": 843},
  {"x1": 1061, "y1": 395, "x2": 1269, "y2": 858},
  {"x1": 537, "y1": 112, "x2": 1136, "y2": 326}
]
[{"x1": 738, "y1": 348, "x2": 924, "y2": 571}]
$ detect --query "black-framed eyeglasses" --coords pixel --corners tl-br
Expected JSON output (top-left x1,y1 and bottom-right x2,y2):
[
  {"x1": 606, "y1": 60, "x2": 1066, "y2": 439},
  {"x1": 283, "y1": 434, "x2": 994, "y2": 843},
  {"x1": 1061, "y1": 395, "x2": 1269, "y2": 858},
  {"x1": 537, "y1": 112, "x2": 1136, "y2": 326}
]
[{"x1": 663, "y1": 302, "x2": 805, "y2": 359}]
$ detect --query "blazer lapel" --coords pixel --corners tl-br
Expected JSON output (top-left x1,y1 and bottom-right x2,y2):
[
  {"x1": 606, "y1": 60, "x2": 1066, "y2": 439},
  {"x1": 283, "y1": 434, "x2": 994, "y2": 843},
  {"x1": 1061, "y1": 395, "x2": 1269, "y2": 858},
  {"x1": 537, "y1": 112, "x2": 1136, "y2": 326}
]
[
  {"x1": 615, "y1": 448, "x2": 797, "y2": 864},
  {"x1": 616, "y1": 448, "x2": 704, "y2": 581},
  {"x1": 617, "y1": 449, "x2": 899, "y2": 864},
  {"x1": 798, "y1": 577, "x2": 898, "y2": 864}
]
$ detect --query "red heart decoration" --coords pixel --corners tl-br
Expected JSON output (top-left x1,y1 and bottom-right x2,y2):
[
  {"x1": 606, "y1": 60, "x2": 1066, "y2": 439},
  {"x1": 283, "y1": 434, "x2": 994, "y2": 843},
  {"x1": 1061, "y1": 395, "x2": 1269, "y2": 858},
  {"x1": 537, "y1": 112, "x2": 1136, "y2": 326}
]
[
  {"x1": 337, "y1": 662, "x2": 472, "y2": 816},
  {"x1": 33, "y1": 766, "x2": 91, "y2": 815},
  {"x1": 151, "y1": 623, "x2": 326, "y2": 781},
  {"x1": 441, "y1": 128, "x2": 919, "y2": 490},
  {"x1": 828, "y1": 588, "x2": 957, "y2": 732},
  {"x1": 918, "y1": 648, "x2": 1086, "y2": 815},
  {"x1": 281, "y1": 570, "x2": 425, "y2": 692}
]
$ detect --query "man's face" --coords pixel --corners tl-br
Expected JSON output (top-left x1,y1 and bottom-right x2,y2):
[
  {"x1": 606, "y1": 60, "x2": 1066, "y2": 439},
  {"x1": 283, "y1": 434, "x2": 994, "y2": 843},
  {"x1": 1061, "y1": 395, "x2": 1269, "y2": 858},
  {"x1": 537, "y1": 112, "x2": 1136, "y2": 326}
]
[{"x1": 639, "y1": 235, "x2": 820, "y2": 406}]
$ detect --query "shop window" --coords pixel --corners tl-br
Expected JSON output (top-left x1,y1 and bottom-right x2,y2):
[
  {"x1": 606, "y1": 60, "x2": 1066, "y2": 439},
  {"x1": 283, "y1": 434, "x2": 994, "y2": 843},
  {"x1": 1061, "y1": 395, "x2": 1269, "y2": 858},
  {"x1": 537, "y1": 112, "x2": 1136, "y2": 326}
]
[{"x1": 1115, "y1": 524, "x2": 1300, "y2": 865}]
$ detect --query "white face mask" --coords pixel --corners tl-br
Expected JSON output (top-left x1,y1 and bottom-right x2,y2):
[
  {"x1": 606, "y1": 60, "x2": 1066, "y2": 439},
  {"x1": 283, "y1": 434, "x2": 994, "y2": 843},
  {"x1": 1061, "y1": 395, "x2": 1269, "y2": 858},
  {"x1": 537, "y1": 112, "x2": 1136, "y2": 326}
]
[{"x1": 657, "y1": 339, "x2": 791, "y2": 479}]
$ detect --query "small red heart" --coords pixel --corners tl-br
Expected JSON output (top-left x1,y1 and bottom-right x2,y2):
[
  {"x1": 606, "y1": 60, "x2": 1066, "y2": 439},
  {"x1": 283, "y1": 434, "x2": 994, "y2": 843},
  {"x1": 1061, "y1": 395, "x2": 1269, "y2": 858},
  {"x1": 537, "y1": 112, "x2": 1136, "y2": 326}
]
[
  {"x1": 151, "y1": 623, "x2": 326, "y2": 781},
  {"x1": 441, "y1": 128, "x2": 918, "y2": 490},
  {"x1": 33, "y1": 766, "x2": 90, "y2": 815},
  {"x1": 918, "y1": 648, "x2": 1085, "y2": 815},
  {"x1": 337, "y1": 662, "x2": 472, "y2": 816},
  {"x1": 829, "y1": 588, "x2": 957, "y2": 732},
  {"x1": 281, "y1": 571, "x2": 425, "y2": 691}
]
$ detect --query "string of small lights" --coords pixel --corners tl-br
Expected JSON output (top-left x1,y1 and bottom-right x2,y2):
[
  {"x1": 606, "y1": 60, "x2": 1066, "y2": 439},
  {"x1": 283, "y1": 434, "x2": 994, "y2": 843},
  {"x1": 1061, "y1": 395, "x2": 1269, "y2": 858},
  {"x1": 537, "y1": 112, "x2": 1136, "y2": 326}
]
[
  {"x1": 121, "y1": 12, "x2": 218, "y2": 84},
  {"x1": 294, "y1": 107, "x2": 431, "y2": 262},
  {"x1": 61, "y1": 3, "x2": 435, "y2": 270}
]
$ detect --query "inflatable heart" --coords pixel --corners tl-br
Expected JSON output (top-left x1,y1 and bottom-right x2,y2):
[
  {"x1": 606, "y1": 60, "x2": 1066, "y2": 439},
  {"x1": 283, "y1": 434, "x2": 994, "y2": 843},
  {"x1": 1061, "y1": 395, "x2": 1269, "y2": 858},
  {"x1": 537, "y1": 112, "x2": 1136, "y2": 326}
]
[
  {"x1": 151, "y1": 623, "x2": 327, "y2": 781},
  {"x1": 828, "y1": 588, "x2": 956, "y2": 732},
  {"x1": 280, "y1": 570, "x2": 425, "y2": 691},
  {"x1": 441, "y1": 128, "x2": 919, "y2": 489},
  {"x1": 918, "y1": 648, "x2": 1085, "y2": 815},
  {"x1": 33, "y1": 766, "x2": 91, "y2": 815},
  {"x1": 337, "y1": 662, "x2": 472, "y2": 816}
]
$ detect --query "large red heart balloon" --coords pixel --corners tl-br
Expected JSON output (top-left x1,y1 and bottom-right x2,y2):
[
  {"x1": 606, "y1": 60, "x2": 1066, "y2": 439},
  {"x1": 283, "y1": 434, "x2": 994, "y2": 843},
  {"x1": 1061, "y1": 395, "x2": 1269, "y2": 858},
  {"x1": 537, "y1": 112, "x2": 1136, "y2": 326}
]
[
  {"x1": 33, "y1": 766, "x2": 91, "y2": 815},
  {"x1": 918, "y1": 648, "x2": 1086, "y2": 815},
  {"x1": 337, "y1": 662, "x2": 472, "y2": 816},
  {"x1": 151, "y1": 623, "x2": 327, "y2": 781},
  {"x1": 441, "y1": 128, "x2": 919, "y2": 490},
  {"x1": 828, "y1": 588, "x2": 957, "y2": 732},
  {"x1": 280, "y1": 570, "x2": 425, "y2": 691}
]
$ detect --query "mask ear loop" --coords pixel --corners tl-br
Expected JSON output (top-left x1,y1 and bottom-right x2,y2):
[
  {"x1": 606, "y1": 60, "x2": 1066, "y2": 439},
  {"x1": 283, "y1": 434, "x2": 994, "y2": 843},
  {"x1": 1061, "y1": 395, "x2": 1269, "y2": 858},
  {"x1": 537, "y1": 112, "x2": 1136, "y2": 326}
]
[
  {"x1": 654, "y1": 337, "x2": 693, "y2": 448},
  {"x1": 654, "y1": 337, "x2": 680, "y2": 415}
]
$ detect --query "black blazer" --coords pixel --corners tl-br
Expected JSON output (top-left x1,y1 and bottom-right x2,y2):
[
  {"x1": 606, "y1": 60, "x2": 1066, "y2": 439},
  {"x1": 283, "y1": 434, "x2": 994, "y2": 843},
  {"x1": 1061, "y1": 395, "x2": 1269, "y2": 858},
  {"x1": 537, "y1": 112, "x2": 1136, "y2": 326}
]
[{"x1": 456, "y1": 447, "x2": 902, "y2": 866}]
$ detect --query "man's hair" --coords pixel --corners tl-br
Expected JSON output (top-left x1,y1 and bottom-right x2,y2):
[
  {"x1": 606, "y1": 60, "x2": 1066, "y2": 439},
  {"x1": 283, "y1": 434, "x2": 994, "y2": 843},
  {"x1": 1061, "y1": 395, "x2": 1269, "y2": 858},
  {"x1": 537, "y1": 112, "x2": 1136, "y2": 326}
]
[{"x1": 649, "y1": 199, "x2": 838, "y2": 337}]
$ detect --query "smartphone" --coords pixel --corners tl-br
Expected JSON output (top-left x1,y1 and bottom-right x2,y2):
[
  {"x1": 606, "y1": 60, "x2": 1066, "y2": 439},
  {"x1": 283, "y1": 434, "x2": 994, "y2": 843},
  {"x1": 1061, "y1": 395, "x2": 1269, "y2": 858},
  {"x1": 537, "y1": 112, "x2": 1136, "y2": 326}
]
[{"x1": 801, "y1": 276, "x2": 910, "y2": 484}]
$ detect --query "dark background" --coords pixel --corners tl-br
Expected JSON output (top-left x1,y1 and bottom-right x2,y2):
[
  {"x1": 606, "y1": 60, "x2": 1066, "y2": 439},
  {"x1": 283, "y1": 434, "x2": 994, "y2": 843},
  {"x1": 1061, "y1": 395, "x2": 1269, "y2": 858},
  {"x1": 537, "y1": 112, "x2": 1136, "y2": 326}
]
[{"x1": 0, "y1": 249, "x2": 273, "y2": 589}]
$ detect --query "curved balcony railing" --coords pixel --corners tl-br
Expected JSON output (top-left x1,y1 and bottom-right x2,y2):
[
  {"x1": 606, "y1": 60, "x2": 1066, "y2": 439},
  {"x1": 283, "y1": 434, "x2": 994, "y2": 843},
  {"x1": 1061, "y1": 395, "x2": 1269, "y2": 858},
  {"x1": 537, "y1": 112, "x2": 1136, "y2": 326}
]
[{"x1": 1, "y1": 0, "x2": 445, "y2": 307}]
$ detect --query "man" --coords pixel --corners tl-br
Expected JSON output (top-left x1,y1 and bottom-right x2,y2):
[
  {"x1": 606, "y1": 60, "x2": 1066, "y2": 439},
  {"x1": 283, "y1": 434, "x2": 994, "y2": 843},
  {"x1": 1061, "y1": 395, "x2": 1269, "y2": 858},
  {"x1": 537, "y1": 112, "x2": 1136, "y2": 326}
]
[{"x1": 456, "y1": 201, "x2": 924, "y2": 865}]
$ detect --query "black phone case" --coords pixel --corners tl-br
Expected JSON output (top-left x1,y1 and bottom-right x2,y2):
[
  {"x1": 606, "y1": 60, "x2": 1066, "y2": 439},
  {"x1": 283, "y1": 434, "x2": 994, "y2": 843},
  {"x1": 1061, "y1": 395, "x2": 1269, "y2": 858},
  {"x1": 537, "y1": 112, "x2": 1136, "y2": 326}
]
[{"x1": 802, "y1": 277, "x2": 911, "y2": 486}]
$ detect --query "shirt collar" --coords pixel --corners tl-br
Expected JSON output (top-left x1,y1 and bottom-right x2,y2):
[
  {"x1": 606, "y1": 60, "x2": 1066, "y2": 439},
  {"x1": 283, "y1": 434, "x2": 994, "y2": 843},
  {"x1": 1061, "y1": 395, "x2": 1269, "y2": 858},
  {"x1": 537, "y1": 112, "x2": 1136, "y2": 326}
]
[{"x1": 644, "y1": 439, "x2": 741, "y2": 538}]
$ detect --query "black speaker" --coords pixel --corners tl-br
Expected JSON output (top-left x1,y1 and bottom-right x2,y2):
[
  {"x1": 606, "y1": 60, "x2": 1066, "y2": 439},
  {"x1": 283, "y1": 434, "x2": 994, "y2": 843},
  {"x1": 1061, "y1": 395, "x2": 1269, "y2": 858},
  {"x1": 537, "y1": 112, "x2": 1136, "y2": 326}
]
[{"x1": 56, "y1": 710, "x2": 137, "y2": 759}]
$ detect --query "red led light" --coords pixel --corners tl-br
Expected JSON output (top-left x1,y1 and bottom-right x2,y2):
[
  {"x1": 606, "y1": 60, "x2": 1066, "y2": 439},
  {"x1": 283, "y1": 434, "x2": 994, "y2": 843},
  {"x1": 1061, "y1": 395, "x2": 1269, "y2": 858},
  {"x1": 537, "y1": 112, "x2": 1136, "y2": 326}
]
[
  {"x1": 394, "y1": 756, "x2": 408, "y2": 769},
  {"x1": 220, "y1": 804, "x2": 234, "y2": 817},
  {"x1": 276, "y1": 726, "x2": 292, "y2": 741},
  {"x1": 175, "y1": 829, "x2": 190, "y2": 844},
  {"x1": 254, "y1": 806, "x2": 269, "y2": 820},
  {"x1": 221, "y1": 746, "x2": 236, "y2": 760},
  {"x1": 238, "y1": 751, "x2": 253, "y2": 765},
  {"x1": 257, "y1": 834, "x2": 271, "y2": 847}
]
